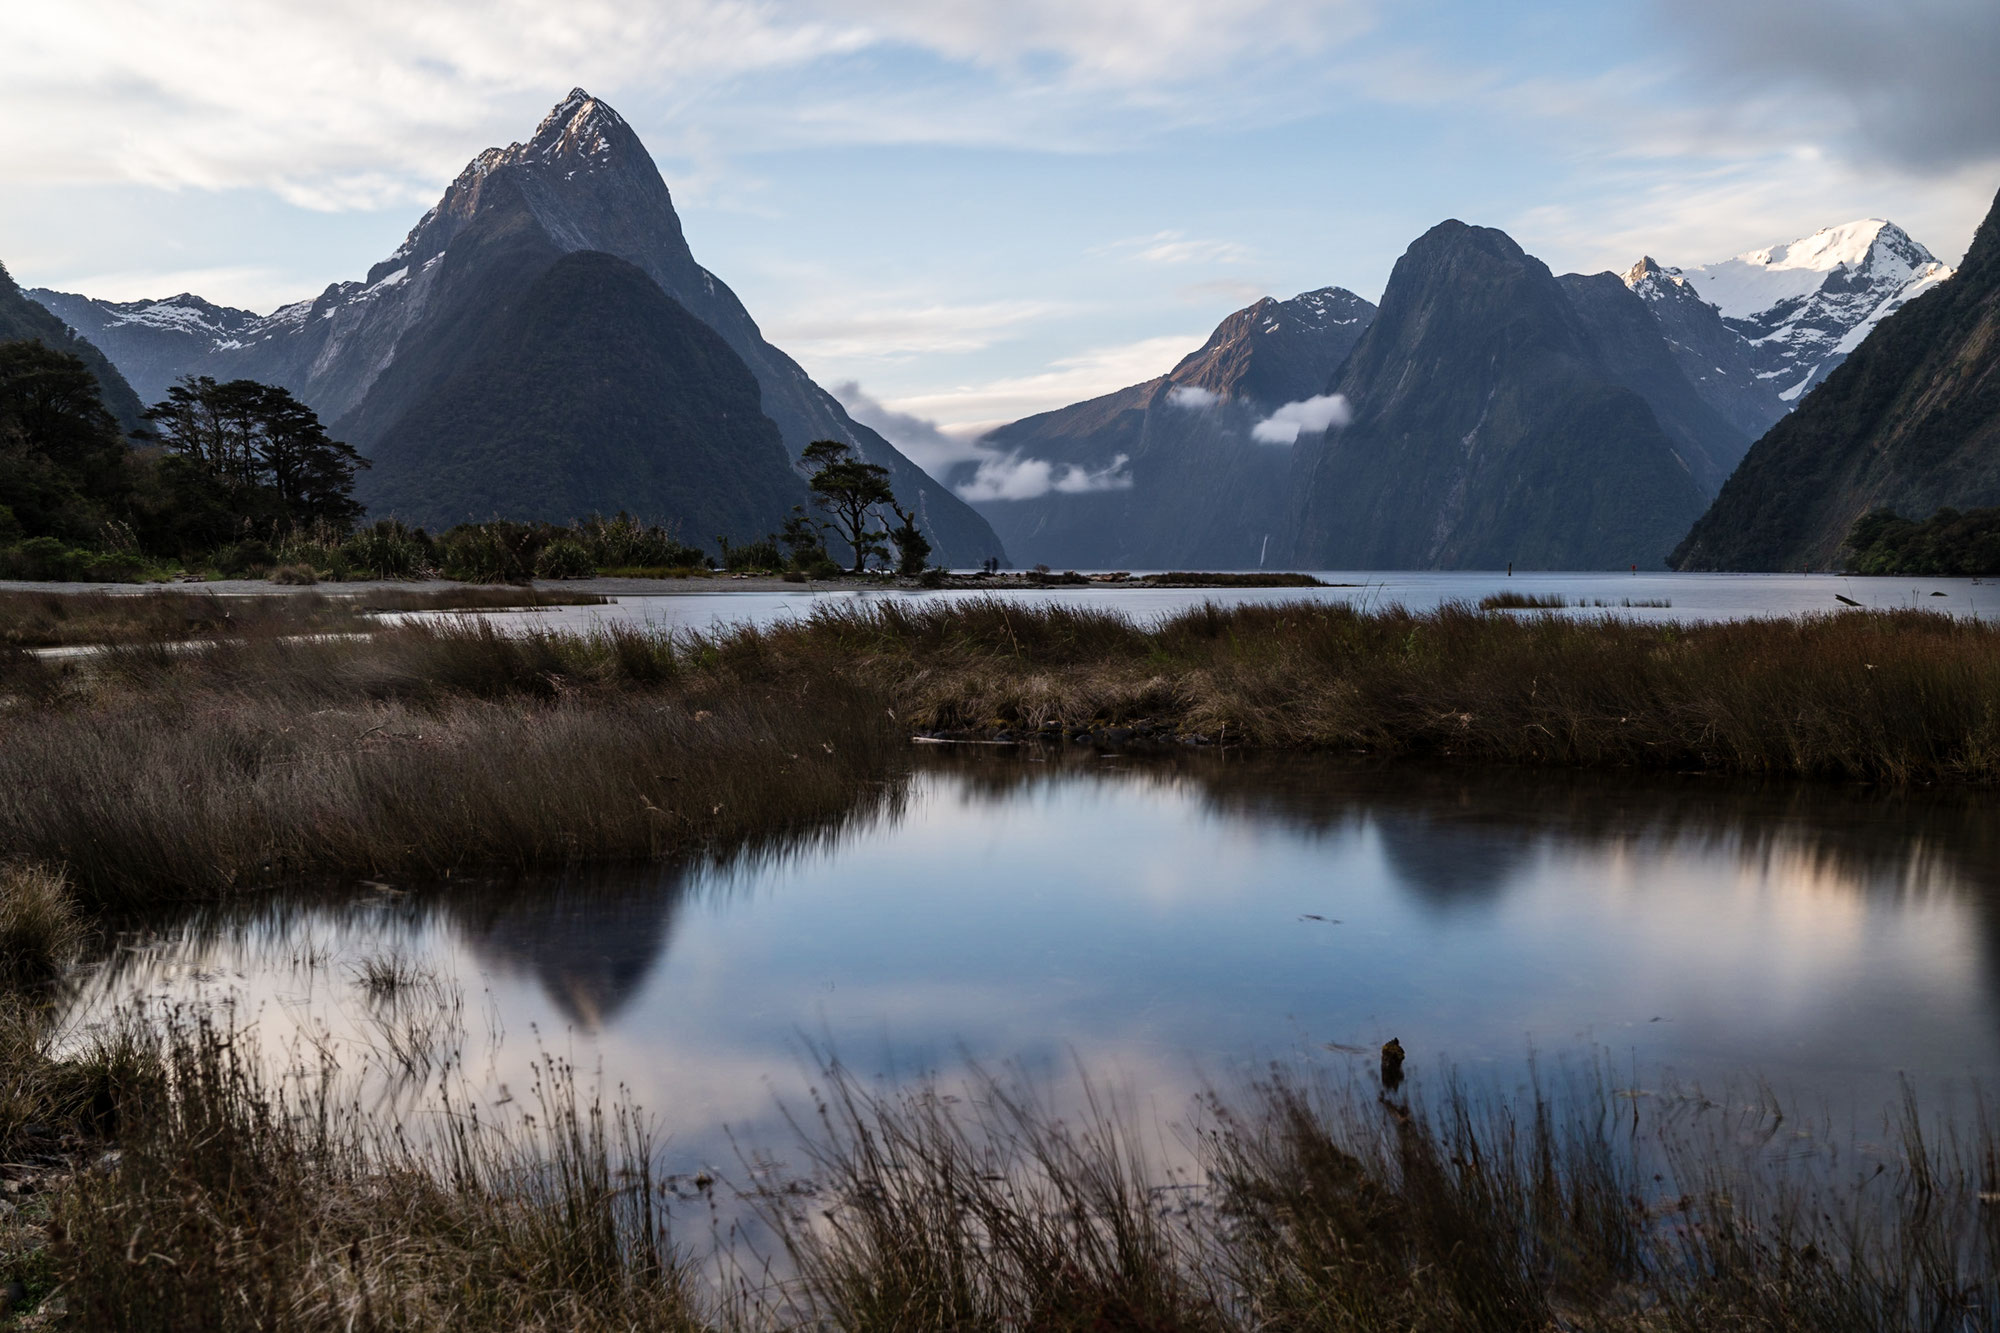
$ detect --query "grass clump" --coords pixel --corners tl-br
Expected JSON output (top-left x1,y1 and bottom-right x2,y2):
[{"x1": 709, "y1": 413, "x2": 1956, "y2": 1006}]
[
  {"x1": 54, "y1": 1014, "x2": 703, "y2": 1333},
  {"x1": 0, "y1": 862, "x2": 82, "y2": 992},
  {"x1": 1479, "y1": 590, "x2": 1568, "y2": 609}
]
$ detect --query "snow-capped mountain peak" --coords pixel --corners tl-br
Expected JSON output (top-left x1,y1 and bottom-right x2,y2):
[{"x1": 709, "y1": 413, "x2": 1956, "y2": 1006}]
[
  {"x1": 1680, "y1": 218, "x2": 1945, "y2": 324},
  {"x1": 1624, "y1": 218, "x2": 1955, "y2": 408}
]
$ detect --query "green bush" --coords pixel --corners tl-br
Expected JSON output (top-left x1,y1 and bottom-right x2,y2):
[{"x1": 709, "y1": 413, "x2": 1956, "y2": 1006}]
[
  {"x1": 534, "y1": 539, "x2": 596, "y2": 580},
  {"x1": 341, "y1": 519, "x2": 430, "y2": 579},
  {"x1": 438, "y1": 523, "x2": 539, "y2": 583},
  {"x1": 723, "y1": 536, "x2": 783, "y2": 572},
  {"x1": 0, "y1": 504, "x2": 21, "y2": 545},
  {"x1": 211, "y1": 539, "x2": 277, "y2": 577},
  {"x1": 2, "y1": 536, "x2": 83, "y2": 581}
]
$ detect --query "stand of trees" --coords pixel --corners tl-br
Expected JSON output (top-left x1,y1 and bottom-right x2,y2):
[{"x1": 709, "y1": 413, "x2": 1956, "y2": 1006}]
[
  {"x1": 1843, "y1": 507, "x2": 2000, "y2": 577},
  {"x1": 0, "y1": 342, "x2": 372, "y2": 579},
  {"x1": 1, "y1": 337, "x2": 942, "y2": 584}
]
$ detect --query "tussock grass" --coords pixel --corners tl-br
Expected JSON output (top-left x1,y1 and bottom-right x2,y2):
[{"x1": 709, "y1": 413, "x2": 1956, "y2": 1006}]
[
  {"x1": 6, "y1": 597, "x2": 1999, "y2": 915},
  {"x1": 0, "y1": 862, "x2": 82, "y2": 992},
  {"x1": 736, "y1": 597, "x2": 2000, "y2": 783},
  {"x1": 54, "y1": 1013, "x2": 702, "y2": 1333},
  {"x1": 0, "y1": 620, "x2": 898, "y2": 907},
  {"x1": 27, "y1": 1011, "x2": 1996, "y2": 1332}
]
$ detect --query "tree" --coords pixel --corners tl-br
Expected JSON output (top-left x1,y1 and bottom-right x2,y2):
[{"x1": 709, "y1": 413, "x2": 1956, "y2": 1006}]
[
  {"x1": 779, "y1": 504, "x2": 829, "y2": 569},
  {"x1": 887, "y1": 500, "x2": 931, "y2": 576},
  {"x1": 145, "y1": 376, "x2": 368, "y2": 532},
  {"x1": 802, "y1": 439, "x2": 894, "y2": 574},
  {"x1": 0, "y1": 339, "x2": 131, "y2": 542}
]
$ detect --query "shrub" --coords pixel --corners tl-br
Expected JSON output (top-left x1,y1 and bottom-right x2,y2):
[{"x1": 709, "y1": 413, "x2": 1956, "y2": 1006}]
[
  {"x1": 438, "y1": 522, "x2": 539, "y2": 583},
  {"x1": 211, "y1": 539, "x2": 277, "y2": 577},
  {"x1": 268, "y1": 563, "x2": 319, "y2": 585},
  {"x1": 534, "y1": 539, "x2": 596, "y2": 580},
  {"x1": 3, "y1": 536, "x2": 83, "y2": 581},
  {"x1": 341, "y1": 519, "x2": 430, "y2": 579},
  {"x1": 723, "y1": 536, "x2": 783, "y2": 572}
]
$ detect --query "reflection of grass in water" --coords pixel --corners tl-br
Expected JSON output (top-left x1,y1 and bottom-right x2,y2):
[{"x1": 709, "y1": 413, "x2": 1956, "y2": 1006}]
[
  {"x1": 1478, "y1": 591, "x2": 1568, "y2": 609},
  {"x1": 12, "y1": 1005, "x2": 1999, "y2": 1331},
  {"x1": 347, "y1": 950, "x2": 465, "y2": 1081}
]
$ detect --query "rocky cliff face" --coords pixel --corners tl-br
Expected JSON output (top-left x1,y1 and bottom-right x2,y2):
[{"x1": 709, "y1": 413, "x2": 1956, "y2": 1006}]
[
  {"x1": 1280, "y1": 222, "x2": 1712, "y2": 570},
  {"x1": 967, "y1": 287, "x2": 1375, "y2": 568},
  {"x1": 26, "y1": 90, "x2": 1005, "y2": 564},
  {"x1": 1671, "y1": 188, "x2": 2000, "y2": 572}
]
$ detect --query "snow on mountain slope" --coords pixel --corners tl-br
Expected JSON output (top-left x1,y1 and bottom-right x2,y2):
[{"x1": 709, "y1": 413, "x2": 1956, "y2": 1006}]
[{"x1": 1653, "y1": 219, "x2": 1953, "y2": 402}]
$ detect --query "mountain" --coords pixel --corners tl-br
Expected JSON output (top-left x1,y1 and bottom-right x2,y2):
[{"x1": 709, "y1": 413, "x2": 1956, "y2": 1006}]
[
  {"x1": 364, "y1": 251, "x2": 804, "y2": 535},
  {"x1": 1670, "y1": 188, "x2": 2000, "y2": 572},
  {"x1": 964, "y1": 287, "x2": 1375, "y2": 568},
  {"x1": 26, "y1": 90, "x2": 1004, "y2": 564},
  {"x1": 1280, "y1": 221, "x2": 1713, "y2": 570},
  {"x1": 22, "y1": 291, "x2": 263, "y2": 408},
  {"x1": 0, "y1": 261, "x2": 145, "y2": 432}
]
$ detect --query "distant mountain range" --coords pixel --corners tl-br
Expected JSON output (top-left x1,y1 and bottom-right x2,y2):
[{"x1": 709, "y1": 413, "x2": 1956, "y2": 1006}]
[
  {"x1": 962, "y1": 288, "x2": 1375, "y2": 569},
  {"x1": 27, "y1": 91, "x2": 1005, "y2": 564},
  {"x1": 950, "y1": 213, "x2": 1963, "y2": 570},
  {"x1": 11, "y1": 91, "x2": 1986, "y2": 574},
  {"x1": 1672, "y1": 187, "x2": 2000, "y2": 571}
]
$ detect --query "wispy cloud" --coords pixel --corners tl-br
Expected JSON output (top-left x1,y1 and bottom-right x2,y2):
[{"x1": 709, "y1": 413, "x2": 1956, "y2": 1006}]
[
  {"x1": 831, "y1": 380, "x2": 994, "y2": 481},
  {"x1": 956, "y1": 453, "x2": 1134, "y2": 502},
  {"x1": 767, "y1": 294, "x2": 1074, "y2": 362},
  {"x1": 886, "y1": 334, "x2": 1201, "y2": 435}
]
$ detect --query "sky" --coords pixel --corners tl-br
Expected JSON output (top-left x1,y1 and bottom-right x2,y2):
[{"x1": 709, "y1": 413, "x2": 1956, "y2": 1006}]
[{"x1": 3, "y1": 0, "x2": 1997, "y2": 455}]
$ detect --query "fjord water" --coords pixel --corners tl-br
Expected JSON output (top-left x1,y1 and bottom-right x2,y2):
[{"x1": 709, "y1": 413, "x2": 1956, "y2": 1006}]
[
  {"x1": 406, "y1": 570, "x2": 2000, "y2": 637},
  {"x1": 65, "y1": 753, "x2": 2000, "y2": 1175}
]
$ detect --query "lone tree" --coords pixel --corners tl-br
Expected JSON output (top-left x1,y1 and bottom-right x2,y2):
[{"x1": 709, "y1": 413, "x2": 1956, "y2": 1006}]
[{"x1": 802, "y1": 439, "x2": 894, "y2": 574}]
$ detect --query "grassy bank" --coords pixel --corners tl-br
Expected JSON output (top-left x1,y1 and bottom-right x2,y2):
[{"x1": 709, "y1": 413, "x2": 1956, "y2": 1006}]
[
  {"x1": 2, "y1": 1003, "x2": 1994, "y2": 1331},
  {"x1": 4, "y1": 597, "x2": 2000, "y2": 912},
  {"x1": 692, "y1": 598, "x2": 2000, "y2": 784}
]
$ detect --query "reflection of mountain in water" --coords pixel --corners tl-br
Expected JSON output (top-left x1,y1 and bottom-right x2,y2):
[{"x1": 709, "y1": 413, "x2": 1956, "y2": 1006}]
[
  {"x1": 1373, "y1": 816, "x2": 1537, "y2": 908},
  {"x1": 442, "y1": 867, "x2": 691, "y2": 1030}
]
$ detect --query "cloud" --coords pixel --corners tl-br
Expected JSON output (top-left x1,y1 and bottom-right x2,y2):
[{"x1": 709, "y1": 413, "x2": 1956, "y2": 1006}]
[
  {"x1": 1165, "y1": 385, "x2": 1221, "y2": 410},
  {"x1": 886, "y1": 334, "x2": 1201, "y2": 435},
  {"x1": 0, "y1": 0, "x2": 1375, "y2": 203},
  {"x1": 1098, "y1": 230, "x2": 1255, "y2": 266},
  {"x1": 1250, "y1": 393, "x2": 1351, "y2": 444},
  {"x1": 1652, "y1": 0, "x2": 2000, "y2": 177},
  {"x1": 832, "y1": 380, "x2": 995, "y2": 480},
  {"x1": 769, "y1": 294, "x2": 1072, "y2": 362},
  {"x1": 956, "y1": 453, "x2": 1134, "y2": 502}
]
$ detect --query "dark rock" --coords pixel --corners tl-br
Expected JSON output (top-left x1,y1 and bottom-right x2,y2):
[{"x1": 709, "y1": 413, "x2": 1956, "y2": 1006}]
[{"x1": 1380, "y1": 1037, "x2": 1406, "y2": 1090}]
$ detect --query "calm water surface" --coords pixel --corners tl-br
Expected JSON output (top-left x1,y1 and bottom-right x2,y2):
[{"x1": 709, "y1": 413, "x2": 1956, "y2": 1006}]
[
  {"x1": 407, "y1": 570, "x2": 2000, "y2": 637},
  {"x1": 64, "y1": 753, "x2": 2000, "y2": 1174}
]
